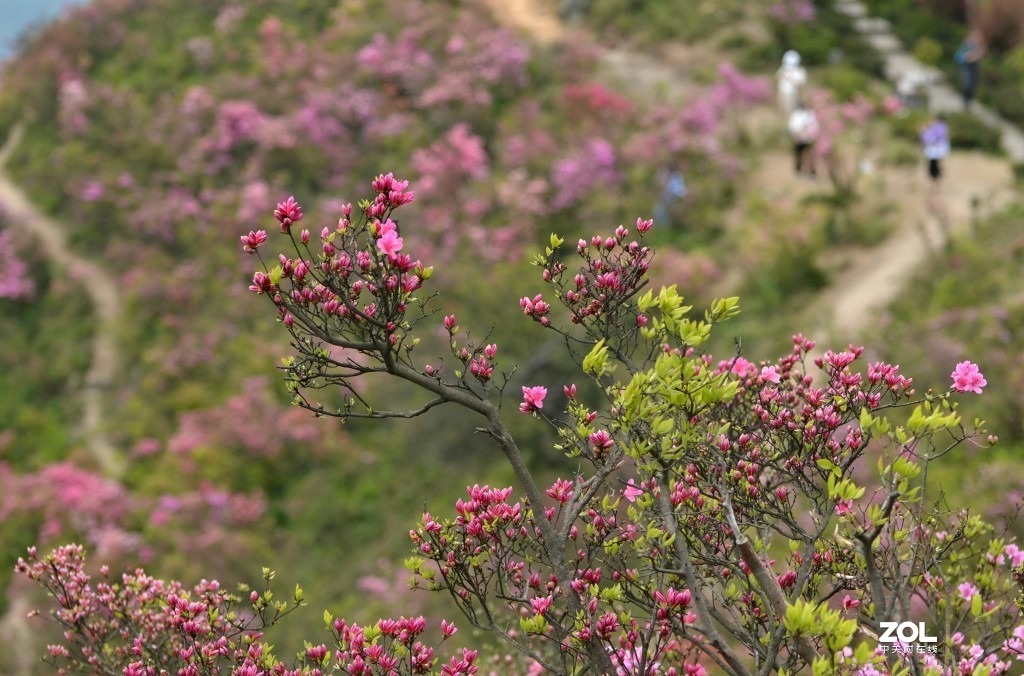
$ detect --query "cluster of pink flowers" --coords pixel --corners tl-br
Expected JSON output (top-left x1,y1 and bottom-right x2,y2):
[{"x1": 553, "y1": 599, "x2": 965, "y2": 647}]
[
  {"x1": 17, "y1": 544, "x2": 476, "y2": 674},
  {"x1": 330, "y1": 616, "x2": 473, "y2": 675},
  {"x1": 520, "y1": 385, "x2": 547, "y2": 413},
  {"x1": 951, "y1": 360, "x2": 987, "y2": 394},
  {"x1": 0, "y1": 231, "x2": 36, "y2": 300},
  {"x1": 246, "y1": 175, "x2": 428, "y2": 360},
  {"x1": 766, "y1": 0, "x2": 816, "y2": 24},
  {"x1": 535, "y1": 220, "x2": 654, "y2": 337},
  {"x1": 16, "y1": 545, "x2": 273, "y2": 673}
]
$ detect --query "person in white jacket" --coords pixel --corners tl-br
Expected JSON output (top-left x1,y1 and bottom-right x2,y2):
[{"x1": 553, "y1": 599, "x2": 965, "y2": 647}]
[
  {"x1": 788, "y1": 103, "x2": 820, "y2": 177},
  {"x1": 776, "y1": 50, "x2": 807, "y2": 117}
]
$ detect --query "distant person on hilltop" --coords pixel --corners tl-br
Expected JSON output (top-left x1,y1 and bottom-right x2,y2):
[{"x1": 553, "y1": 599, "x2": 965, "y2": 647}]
[
  {"x1": 788, "y1": 102, "x2": 820, "y2": 177},
  {"x1": 776, "y1": 50, "x2": 807, "y2": 117},
  {"x1": 955, "y1": 29, "x2": 985, "y2": 110},
  {"x1": 920, "y1": 113, "x2": 950, "y2": 183}
]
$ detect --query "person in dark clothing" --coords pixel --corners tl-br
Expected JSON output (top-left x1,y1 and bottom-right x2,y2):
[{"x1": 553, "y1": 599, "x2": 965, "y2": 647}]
[{"x1": 955, "y1": 30, "x2": 985, "y2": 110}]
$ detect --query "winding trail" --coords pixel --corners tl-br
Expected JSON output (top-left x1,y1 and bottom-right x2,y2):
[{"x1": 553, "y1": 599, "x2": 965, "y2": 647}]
[{"x1": 0, "y1": 124, "x2": 125, "y2": 478}]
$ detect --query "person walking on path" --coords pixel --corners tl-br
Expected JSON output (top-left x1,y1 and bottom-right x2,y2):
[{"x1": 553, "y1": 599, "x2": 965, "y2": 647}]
[
  {"x1": 920, "y1": 113, "x2": 952, "y2": 240},
  {"x1": 955, "y1": 29, "x2": 985, "y2": 110},
  {"x1": 920, "y1": 113, "x2": 950, "y2": 183},
  {"x1": 776, "y1": 50, "x2": 807, "y2": 117},
  {"x1": 788, "y1": 102, "x2": 820, "y2": 177}
]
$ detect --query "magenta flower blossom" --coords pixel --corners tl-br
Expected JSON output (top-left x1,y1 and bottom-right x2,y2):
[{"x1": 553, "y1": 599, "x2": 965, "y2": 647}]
[
  {"x1": 958, "y1": 582, "x2": 979, "y2": 602},
  {"x1": 273, "y1": 196, "x2": 302, "y2": 232},
  {"x1": 519, "y1": 385, "x2": 547, "y2": 413},
  {"x1": 623, "y1": 479, "x2": 643, "y2": 503},
  {"x1": 1006, "y1": 544, "x2": 1024, "y2": 568},
  {"x1": 760, "y1": 366, "x2": 781, "y2": 383},
  {"x1": 546, "y1": 478, "x2": 574, "y2": 504},
  {"x1": 377, "y1": 229, "x2": 404, "y2": 258},
  {"x1": 240, "y1": 229, "x2": 267, "y2": 253},
  {"x1": 530, "y1": 595, "x2": 553, "y2": 615},
  {"x1": 951, "y1": 361, "x2": 987, "y2": 394},
  {"x1": 588, "y1": 429, "x2": 614, "y2": 453},
  {"x1": 730, "y1": 356, "x2": 755, "y2": 377}
]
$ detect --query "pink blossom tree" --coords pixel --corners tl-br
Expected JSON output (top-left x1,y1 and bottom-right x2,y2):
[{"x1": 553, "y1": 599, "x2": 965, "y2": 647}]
[
  {"x1": 20, "y1": 174, "x2": 1024, "y2": 674},
  {"x1": 806, "y1": 87, "x2": 877, "y2": 200},
  {"x1": 0, "y1": 230, "x2": 36, "y2": 301}
]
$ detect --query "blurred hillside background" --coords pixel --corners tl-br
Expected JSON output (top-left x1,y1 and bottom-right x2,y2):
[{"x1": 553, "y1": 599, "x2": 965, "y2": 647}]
[{"x1": 0, "y1": 0, "x2": 1022, "y2": 669}]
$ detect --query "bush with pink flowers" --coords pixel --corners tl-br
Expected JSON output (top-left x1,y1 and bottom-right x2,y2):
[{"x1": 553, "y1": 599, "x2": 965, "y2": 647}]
[{"x1": 17, "y1": 174, "x2": 1024, "y2": 674}]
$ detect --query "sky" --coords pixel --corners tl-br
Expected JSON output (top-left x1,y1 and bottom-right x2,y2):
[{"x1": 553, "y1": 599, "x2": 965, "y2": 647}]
[{"x1": 0, "y1": 0, "x2": 86, "y2": 60}]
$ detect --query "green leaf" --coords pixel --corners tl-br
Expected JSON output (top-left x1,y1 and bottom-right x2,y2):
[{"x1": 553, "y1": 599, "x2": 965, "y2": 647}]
[
  {"x1": 582, "y1": 339, "x2": 610, "y2": 377},
  {"x1": 971, "y1": 592, "x2": 983, "y2": 617},
  {"x1": 892, "y1": 456, "x2": 921, "y2": 479},
  {"x1": 816, "y1": 458, "x2": 841, "y2": 477}
]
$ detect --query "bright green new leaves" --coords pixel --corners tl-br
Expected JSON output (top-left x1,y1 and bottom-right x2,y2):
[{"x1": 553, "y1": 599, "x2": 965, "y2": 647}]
[
  {"x1": 520, "y1": 613, "x2": 550, "y2": 635},
  {"x1": 614, "y1": 344, "x2": 740, "y2": 463},
  {"x1": 705, "y1": 296, "x2": 741, "y2": 324},
  {"x1": 582, "y1": 339, "x2": 612, "y2": 377},
  {"x1": 858, "y1": 407, "x2": 889, "y2": 436},
  {"x1": 826, "y1": 472, "x2": 865, "y2": 502},
  {"x1": 635, "y1": 288, "x2": 738, "y2": 347},
  {"x1": 782, "y1": 598, "x2": 817, "y2": 637},
  {"x1": 784, "y1": 599, "x2": 859, "y2": 663},
  {"x1": 906, "y1": 399, "x2": 961, "y2": 435}
]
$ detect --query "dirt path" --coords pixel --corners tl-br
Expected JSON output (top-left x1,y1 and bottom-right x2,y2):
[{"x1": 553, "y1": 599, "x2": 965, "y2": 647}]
[
  {"x1": 734, "y1": 147, "x2": 1016, "y2": 348},
  {"x1": 482, "y1": 0, "x2": 566, "y2": 44},
  {"x1": 0, "y1": 594, "x2": 34, "y2": 674},
  {"x1": 0, "y1": 125, "x2": 125, "y2": 478},
  {"x1": 808, "y1": 153, "x2": 1014, "y2": 344}
]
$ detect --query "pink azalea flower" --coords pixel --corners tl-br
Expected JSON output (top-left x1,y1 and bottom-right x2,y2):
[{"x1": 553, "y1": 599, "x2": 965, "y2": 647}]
[
  {"x1": 951, "y1": 361, "x2": 987, "y2": 394},
  {"x1": 730, "y1": 356, "x2": 755, "y2": 377},
  {"x1": 1006, "y1": 544, "x2": 1024, "y2": 568},
  {"x1": 519, "y1": 386, "x2": 547, "y2": 413},
  {"x1": 623, "y1": 479, "x2": 643, "y2": 503},
  {"x1": 377, "y1": 229, "x2": 404, "y2": 258},
  {"x1": 958, "y1": 582, "x2": 979, "y2": 602},
  {"x1": 760, "y1": 366, "x2": 781, "y2": 383}
]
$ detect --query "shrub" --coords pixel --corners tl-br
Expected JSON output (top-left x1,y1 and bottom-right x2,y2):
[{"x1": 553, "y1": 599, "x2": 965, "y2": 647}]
[
  {"x1": 913, "y1": 36, "x2": 945, "y2": 66},
  {"x1": 20, "y1": 174, "x2": 1024, "y2": 674},
  {"x1": 977, "y1": 0, "x2": 1024, "y2": 54},
  {"x1": 817, "y1": 65, "x2": 871, "y2": 102},
  {"x1": 947, "y1": 111, "x2": 1003, "y2": 152}
]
